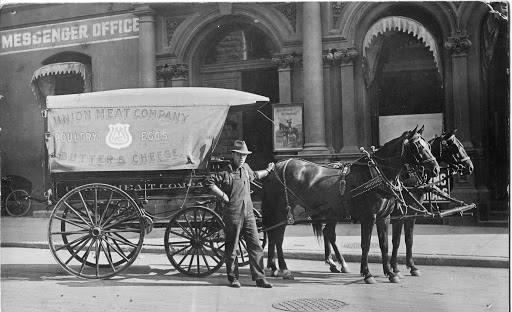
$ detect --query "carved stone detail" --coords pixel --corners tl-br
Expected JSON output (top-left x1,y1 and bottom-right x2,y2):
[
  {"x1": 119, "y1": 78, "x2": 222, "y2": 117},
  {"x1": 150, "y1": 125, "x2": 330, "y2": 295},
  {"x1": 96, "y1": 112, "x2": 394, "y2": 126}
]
[
  {"x1": 156, "y1": 63, "x2": 189, "y2": 80},
  {"x1": 332, "y1": 3, "x2": 347, "y2": 28},
  {"x1": 333, "y1": 48, "x2": 358, "y2": 64},
  {"x1": 166, "y1": 17, "x2": 186, "y2": 45},
  {"x1": 271, "y1": 53, "x2": 302, "y2": 69},
  {"x1": 275, "y1": 3, "x2": 297, "y2": 32},
  {"x1": 323, "y1": 52, "x2": 335, "y2": 66},
  {"x1": 444, "y1": 36, "x2": 472, "y2": 54}
]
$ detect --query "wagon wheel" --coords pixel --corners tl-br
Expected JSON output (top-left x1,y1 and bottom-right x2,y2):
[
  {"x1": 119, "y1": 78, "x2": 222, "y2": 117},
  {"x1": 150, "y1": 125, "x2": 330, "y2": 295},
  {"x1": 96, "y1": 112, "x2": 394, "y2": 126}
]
[
  {"x1": 212, "y1": 208, "x2": 267, "y2": 267},
  {"x1": 48, "y1": 183, "x2": 145, "y2": 279},
  {"x1": 5, "y1": 189, "x2": 31, "y2": 217},
  {"x1": 164, "y1": 206, "x2": 225, "y2": 277}
]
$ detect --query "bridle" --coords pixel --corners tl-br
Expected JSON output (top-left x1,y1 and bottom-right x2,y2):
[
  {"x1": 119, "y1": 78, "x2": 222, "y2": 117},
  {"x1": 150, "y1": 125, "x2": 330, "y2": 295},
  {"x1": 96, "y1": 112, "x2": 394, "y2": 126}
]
[
  {"x1": 430, "y1": 135, "x2": 470, "y2": 172},
  {"x1": 403, "y1": 134, "x2": 437, "y2": 168}
]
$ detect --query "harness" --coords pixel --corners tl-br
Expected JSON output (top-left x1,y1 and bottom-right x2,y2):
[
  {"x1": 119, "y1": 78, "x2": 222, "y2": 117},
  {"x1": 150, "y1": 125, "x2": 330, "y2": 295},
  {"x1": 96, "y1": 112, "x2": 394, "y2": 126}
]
[
  {"x1": 390, "y1": 135, "x2": 474, "y2": 219},
  {"x1": 263, "y1": 147, "x2": 407, "y2": 232}
]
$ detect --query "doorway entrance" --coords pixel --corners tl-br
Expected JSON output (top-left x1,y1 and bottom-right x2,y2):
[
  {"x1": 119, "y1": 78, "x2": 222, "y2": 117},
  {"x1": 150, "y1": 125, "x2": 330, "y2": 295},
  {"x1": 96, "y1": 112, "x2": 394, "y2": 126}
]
[{"x1": 241, "y1": 68, "x2": 279, "y2": 170}]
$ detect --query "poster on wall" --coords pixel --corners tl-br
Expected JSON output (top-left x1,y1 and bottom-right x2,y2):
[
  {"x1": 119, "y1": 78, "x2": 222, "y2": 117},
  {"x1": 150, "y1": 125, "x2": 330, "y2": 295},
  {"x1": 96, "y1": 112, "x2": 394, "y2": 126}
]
[{"x1": 272, "y1": 104, "x2": 303, "y2": 152}]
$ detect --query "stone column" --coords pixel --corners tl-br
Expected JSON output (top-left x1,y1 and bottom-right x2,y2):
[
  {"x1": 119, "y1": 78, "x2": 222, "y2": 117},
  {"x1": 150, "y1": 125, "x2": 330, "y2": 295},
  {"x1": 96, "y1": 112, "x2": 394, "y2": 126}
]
[
  {"x1": 301, "y1": 2, "x2": 328, "y2": 153},
  {"x1": 334, "y1": 48, "x2": 359, "y2": 154},
  {"x1": 272, "y1": 54, "x2": 298, "y2": 103},
  {"x1": 156, "y1": 65, "x2": 165, "y2": 88},
  {"x1": 444, "y1": 36, "x2": 478, "y2": 220},
  {"x1": 170, "y1": 64, "x2": 189, "y2": 87},
  {"x1": 322, "y1": 53, "x2": 335, "y2": 152},
  {"x1": 445, "y1": 36, "x2": 473, "y2": 148},
  {"x1": 134, "y1": 6, "x2": 157, "y2": 88}
]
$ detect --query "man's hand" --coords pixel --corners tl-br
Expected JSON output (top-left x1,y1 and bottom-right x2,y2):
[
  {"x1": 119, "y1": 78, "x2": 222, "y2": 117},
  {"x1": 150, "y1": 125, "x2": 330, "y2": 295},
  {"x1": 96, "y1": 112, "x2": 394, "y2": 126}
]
[
  {"x1": 266, "y1": 162, "x2": 275, "y2": 172},
  {"x1": 222, "y1": 193, "x2": 229, "y2": 203}
]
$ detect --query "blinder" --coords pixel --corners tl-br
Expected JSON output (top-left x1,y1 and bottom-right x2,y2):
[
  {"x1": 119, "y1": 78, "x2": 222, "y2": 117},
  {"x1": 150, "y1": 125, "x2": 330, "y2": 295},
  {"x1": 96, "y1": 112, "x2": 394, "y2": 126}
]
[{"x1": 403, "y1": 134, "x2": 436, "y2": 168}]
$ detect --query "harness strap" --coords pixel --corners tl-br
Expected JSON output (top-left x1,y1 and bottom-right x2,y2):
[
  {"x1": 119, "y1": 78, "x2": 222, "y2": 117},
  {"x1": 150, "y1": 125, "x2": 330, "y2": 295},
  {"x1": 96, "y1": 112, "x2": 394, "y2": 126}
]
[
  {"x1": 262, "y1": 196, "x2": 346, "y2": 232},
  {"x1": 282, "y1": 159, "x2": 295, "y2": 224}
]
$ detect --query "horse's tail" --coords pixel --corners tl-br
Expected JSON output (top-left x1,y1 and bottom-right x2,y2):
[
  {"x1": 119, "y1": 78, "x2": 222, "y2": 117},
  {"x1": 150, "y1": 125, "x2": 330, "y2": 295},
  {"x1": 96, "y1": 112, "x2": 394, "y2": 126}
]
[{"x1": 311, "y1": 220, "x2": 323, "y2": 243}]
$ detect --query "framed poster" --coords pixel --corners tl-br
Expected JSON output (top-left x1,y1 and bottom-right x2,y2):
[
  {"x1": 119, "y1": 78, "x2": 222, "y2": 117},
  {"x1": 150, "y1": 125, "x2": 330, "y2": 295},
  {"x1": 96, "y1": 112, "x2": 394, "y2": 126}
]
[{"x1": 272, "y1": 104, "x2": 304, "y2": 152}]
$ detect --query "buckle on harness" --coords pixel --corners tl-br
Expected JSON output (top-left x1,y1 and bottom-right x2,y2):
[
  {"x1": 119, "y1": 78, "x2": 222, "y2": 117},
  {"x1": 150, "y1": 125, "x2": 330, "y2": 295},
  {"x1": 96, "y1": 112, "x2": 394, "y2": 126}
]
[{"x1": 286, "y1": 206, "x2": 295, "y2": 225}]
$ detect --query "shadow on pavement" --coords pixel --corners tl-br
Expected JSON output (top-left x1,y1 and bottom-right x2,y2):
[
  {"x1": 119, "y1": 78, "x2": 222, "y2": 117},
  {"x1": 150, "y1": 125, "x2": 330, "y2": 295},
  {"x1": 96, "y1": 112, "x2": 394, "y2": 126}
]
[{"x1": 2, "y1": 263, "x2": 379, "y2": 287}]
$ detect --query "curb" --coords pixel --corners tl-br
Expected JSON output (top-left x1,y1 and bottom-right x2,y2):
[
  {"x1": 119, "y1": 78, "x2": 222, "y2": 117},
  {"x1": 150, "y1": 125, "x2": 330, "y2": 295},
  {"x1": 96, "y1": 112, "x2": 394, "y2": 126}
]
[{"x1": 2, "y1": 242, "x2": 508, "y2": 269}]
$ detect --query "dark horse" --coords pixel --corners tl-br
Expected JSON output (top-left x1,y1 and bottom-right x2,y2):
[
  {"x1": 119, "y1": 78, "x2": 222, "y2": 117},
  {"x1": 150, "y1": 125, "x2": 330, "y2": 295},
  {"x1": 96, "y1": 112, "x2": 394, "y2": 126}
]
[
  {"x1": 319, "y1": 129, "x2": 474, "y2": 278},
  {"x1": 379, "y1": 129, "x2": 474, "y2": 278},
  {"x1": 261, "y1": 126, "x2": 440, "y2": 284}
]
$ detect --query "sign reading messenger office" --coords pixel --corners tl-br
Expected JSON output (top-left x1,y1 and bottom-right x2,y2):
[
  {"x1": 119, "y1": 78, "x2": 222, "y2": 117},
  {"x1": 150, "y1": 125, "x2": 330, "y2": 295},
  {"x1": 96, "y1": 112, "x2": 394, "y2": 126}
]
[{"x1": 1, "y1": 14, "x2": 139, "y2": 55}]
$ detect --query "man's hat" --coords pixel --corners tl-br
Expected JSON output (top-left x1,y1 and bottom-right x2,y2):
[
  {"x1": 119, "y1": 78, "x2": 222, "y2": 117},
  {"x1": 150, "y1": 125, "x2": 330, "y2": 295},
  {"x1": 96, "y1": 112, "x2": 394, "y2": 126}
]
[{"x1": 231, "y1": 140, "x2": 252, "y2": 155}]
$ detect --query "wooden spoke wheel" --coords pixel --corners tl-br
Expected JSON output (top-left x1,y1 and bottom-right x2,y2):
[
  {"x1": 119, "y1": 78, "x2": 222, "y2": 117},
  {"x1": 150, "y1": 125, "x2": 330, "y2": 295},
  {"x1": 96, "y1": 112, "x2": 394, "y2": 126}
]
[
  {"x1": 164, "y1": 206, "x2": 225, "y2": 277},
  {"x1": 5, "y1": 189, "x2": 31, "y2": 217},
  {"x1": 48, "y1": 184, "x2": 145, "y2": 279}
]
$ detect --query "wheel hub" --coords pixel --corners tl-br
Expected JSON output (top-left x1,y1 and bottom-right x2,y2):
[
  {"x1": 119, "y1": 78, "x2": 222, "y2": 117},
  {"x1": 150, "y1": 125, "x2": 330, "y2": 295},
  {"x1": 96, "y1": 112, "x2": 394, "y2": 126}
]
[
  {"x1": 91, "y1": 227, "x2": 102, "y2": 237},
  {"x1": 191, "y1": 235, "x2": 203, "y2": 247}
]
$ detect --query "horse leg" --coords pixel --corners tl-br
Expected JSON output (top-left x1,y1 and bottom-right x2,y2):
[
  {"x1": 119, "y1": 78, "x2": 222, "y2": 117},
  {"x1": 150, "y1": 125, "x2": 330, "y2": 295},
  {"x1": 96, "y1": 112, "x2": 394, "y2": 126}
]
[
  {"x1": 266, "y1": 231, "x2": 278, "y2": 275},
  {"x1": 323, "y1": 221, "x2": 350, "y2": 273},
  {"x1": 274, "y1": 225, "x2": 294, "y2": 279},
  {"x1": 390, "y1": 218, "x2": 405, "y2": 279},
  {"x1": 267, "y1": 225, "x2": 293, "y2": 279},
  {"x1": 360, "y1": 218, "x2": 377, "y2": 284},
  {"x1": 376, "y1": 217, "x2": 400, "y2": 283},
  {"x1": 404, "y1": 219, "x2": 421, "y2": 276}
]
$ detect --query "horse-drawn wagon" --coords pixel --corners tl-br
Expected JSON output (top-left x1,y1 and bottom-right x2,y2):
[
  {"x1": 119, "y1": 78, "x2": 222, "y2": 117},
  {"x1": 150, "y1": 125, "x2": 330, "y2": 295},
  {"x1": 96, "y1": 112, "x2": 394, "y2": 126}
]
[{"x1": 44, "y1": 87, "x2": 268, "y2": 279}]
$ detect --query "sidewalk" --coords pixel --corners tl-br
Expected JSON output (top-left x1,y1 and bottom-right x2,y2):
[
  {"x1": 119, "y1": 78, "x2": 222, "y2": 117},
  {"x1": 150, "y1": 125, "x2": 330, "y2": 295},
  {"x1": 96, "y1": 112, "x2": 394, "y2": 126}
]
[{"x1": 1, "y1": 215, "x2": 509, "y2": 268}]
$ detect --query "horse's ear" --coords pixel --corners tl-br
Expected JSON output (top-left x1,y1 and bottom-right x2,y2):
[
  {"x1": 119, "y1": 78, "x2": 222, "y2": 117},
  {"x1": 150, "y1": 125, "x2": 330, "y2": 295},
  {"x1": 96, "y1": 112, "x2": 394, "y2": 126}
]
[
  {"x1": 411, "y1": 125, "x2": 418, "y2": 134},
  {"x1": 418, "y1": 125, "x2": 425, "y2": 135},
  {"x1": 443, "y1": 129, "x2": 457, "y2": 139}
]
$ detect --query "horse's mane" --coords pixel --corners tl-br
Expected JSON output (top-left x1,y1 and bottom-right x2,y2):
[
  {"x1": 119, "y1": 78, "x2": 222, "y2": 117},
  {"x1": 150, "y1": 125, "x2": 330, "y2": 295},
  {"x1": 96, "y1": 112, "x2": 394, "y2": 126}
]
[{"x1": 373, "y1": 131, "x2": 411, "y2": 159}]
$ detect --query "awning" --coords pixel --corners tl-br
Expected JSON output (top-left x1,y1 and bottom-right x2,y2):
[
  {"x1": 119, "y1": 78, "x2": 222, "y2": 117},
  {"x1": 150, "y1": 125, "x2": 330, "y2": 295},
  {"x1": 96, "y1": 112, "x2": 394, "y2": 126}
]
[
  {"x1": 31, "y1": 62, "x2": 91, "y2": 102},
  {"x1": 363, "y1": 16, "x2": 443, "y2": 88}
]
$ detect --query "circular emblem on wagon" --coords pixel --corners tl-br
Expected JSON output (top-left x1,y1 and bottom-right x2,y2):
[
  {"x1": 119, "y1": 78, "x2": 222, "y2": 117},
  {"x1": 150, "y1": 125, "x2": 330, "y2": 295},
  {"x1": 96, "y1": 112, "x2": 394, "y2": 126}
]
[{"x1": 105, "y1": 123, "x2": 133, "y2": 149}]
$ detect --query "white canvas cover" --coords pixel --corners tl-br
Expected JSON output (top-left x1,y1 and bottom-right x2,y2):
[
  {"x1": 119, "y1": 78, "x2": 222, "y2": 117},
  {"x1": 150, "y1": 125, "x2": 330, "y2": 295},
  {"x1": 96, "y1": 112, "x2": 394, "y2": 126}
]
[{"x1": 45, "y1": 88, "x2": 268, "y2": 172}]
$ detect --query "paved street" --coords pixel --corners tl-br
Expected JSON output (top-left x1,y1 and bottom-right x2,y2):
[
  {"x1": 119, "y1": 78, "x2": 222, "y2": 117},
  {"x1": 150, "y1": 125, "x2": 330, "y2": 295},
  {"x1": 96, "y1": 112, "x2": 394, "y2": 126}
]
[{"x1": 1, "y1": 247, "x2": 509, "y2": 312}]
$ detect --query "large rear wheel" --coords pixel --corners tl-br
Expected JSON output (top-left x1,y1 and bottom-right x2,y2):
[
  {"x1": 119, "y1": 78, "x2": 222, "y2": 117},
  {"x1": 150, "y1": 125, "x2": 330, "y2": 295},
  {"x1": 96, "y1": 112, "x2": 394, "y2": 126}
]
[
  {"x1": 48, "y1": 183, "x2": 145, "y2": 279},
  {"x1": 164, "y1": 206, "x2": 225, "y2": 277}
]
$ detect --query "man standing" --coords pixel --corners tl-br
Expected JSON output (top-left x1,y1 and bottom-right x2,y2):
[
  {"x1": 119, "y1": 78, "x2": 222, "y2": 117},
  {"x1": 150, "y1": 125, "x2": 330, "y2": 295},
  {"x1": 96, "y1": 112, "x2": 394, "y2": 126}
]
[{"x1": 205, "y1": 140, "x2": 274, "y2": 288}]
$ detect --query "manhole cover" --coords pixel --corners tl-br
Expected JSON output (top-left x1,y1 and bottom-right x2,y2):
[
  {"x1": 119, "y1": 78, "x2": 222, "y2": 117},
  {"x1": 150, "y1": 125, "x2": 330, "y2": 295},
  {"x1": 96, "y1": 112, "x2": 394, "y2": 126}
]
[{"x1": 272, "y1": 298, "x2": 348, "y2": 311}]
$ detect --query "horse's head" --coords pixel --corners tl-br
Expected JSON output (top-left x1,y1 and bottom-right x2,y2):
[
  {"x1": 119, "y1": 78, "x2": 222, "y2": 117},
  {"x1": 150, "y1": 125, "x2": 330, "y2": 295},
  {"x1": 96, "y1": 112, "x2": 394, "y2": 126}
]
[
  {"x1": 401, "y1": 125, "x2": 440, "y2": 178},
  {"x1": 430, "y1": 129, "x2": 474, "y2": 175}
]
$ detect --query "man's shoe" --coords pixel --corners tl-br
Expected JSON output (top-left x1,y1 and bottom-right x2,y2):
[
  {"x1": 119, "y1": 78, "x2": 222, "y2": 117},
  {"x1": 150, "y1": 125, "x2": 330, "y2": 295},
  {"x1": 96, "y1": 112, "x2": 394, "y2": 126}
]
[
  {"x1": 255, "y1": 279, "x2": 273, "y2": 288},
  {"x1": 230, "y1": 279, "x2": 241, "y2": 288}
]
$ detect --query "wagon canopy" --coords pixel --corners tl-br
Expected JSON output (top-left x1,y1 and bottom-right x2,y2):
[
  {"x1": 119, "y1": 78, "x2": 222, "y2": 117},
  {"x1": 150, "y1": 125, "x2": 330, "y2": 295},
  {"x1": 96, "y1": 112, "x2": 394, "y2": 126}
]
[{"x1": 45, "y1": 87, "x2": 269, "y2": 173}]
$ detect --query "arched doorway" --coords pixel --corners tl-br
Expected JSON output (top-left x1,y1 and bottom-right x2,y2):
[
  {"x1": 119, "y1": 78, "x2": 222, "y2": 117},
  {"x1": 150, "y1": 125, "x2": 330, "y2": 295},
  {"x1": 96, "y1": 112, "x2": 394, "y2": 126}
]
[
  {"x1": 198, "y1": 23, "x2": 279, "y2": 170},
  {"x1": 363, "y1": 16, "x2": 444, "y2": 145}
]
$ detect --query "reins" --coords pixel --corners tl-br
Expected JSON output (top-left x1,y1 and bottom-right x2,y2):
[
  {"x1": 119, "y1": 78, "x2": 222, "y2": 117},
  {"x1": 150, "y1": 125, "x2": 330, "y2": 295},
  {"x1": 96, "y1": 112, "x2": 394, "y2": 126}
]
[{"x1": 262, "y1": 147, "x2": 407, "y2": 232}]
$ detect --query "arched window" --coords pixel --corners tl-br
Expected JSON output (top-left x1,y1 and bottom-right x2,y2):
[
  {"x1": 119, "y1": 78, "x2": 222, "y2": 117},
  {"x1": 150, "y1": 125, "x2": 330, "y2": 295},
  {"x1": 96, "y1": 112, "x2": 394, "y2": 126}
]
[
  {"x1": 204, "y1": 26, "x2": 275, "y2": 65},
  {"x1": 31, "y1": 52, "x2": 92, "y2": 102}
]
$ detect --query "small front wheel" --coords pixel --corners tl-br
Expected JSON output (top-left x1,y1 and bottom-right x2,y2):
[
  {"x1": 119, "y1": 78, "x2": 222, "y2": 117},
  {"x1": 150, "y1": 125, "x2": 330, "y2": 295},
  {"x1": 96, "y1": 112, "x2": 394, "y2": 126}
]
[
  {"x1": 164, "y1": 206, "x2": 225, "y2": 277},
  {"x1": 5, "y1": 189, "x2": 31, "y2": 216}
]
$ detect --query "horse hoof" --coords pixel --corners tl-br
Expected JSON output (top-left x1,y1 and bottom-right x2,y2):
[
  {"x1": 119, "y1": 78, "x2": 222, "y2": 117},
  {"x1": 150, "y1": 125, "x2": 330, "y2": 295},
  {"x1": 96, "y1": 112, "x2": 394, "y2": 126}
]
[
  {"x1": 364, "y1": 277, "x2": 377, "y2": 284},
  {"x1": 410, "y1": 269, "x2": 421, "y2": 277},
  {"x1": 341, "y1": 267, "x2": 351, "y2": 273},
  {"x1": 330, "y1": 266, "x2": 341, "y2": 273},
  {"x1": 395, "y1": 271, "x2": 404, "y2": 279},
  {"x1": 283, "y1": 270, "x2": 294, "y2": 280},
  {"x1": 389, "y1": 276, "x2": 401, "y2": 283},
  {"x1": 271, "y1": 270, "x2": 280, "y2": 277}
]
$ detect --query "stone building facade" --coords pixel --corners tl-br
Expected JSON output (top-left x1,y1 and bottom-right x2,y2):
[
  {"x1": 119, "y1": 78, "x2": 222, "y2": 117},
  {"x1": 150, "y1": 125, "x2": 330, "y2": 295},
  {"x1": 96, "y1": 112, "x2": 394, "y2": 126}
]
[{"x1": 0, "y1": 2, "x2": 508, "y2": 222}]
